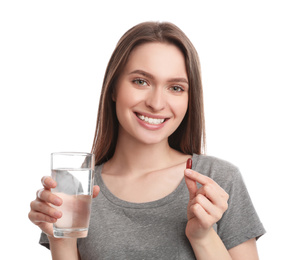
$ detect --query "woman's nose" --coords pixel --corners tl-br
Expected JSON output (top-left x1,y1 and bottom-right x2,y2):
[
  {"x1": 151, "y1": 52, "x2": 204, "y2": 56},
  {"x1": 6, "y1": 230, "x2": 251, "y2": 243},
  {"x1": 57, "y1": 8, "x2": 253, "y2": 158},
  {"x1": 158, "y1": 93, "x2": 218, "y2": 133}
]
[{"x1": 145, "y1": 88, "x2": 166, "y2": 112}]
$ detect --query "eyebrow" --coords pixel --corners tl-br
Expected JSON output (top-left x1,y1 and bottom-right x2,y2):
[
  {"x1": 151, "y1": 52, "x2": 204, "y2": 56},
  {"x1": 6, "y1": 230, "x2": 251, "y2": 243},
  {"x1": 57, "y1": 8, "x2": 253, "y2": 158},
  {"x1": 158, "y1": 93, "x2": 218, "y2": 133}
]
[{"x1": 128, "y1": 69, "x2": 189, "y2": 85}]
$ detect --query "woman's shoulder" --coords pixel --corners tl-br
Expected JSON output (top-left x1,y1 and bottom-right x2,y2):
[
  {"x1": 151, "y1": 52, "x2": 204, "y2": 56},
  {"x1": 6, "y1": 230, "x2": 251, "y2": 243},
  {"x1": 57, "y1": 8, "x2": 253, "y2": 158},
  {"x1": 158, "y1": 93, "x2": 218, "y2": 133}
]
[
  {"x1": 192, "y1": 154, "x2": 242, "y2": 187},
  {"x1": 193, "y1": 153, "x2": 239, "y2": 171}
]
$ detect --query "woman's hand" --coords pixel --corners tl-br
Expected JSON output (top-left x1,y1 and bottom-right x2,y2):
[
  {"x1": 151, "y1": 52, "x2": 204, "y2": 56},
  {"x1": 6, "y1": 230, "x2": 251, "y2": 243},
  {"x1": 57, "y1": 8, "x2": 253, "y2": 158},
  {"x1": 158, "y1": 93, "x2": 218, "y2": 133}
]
[
  {"x1": 29, "y1": 176, "x2": 62, "y2": 237},
  {"x1": 184, "y1": 169, "x2": 229, "y2": 243},
  {"x1": 28, "y1": 176, "x2": 100, "y2": 238}
]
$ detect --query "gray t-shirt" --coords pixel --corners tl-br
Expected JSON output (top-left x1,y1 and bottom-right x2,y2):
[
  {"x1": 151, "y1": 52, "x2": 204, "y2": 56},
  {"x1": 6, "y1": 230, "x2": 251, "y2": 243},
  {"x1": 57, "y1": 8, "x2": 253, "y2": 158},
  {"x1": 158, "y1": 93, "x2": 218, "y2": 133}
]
[{"x1": 40, "y1": 154, "x2": 265, "y2": 259}]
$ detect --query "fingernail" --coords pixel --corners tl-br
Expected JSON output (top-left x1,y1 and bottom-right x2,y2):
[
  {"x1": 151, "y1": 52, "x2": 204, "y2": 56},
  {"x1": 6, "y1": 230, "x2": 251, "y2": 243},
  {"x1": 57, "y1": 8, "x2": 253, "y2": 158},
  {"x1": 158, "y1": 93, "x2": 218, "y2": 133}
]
[
  {"x1": 50, "y1": 217, "x2": 57, "y2": 223},
  {"x1": 185, "y1": 169, "x2": 192, "y2": 176},
  {"x1": 53, "y1": 198, "x2": 62, "y2": 206},
  {"x1": 54, "y1": 211, "x2": 62, "y2": 218}
]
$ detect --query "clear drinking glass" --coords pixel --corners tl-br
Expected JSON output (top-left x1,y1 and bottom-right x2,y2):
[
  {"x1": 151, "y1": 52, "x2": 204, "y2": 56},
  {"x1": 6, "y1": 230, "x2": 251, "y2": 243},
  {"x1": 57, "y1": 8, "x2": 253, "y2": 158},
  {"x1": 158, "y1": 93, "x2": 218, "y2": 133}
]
[{"x1": 51, "y1": 152, "x2": 95, "y2": 238}]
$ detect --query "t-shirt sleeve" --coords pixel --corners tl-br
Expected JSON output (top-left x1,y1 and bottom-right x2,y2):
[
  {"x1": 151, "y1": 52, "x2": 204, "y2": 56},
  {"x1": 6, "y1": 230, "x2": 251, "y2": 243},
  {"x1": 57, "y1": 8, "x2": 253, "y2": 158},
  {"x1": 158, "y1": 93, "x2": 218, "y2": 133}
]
[
  {"x1": 39, "y1": 232, "x2": 50, "y2": 249},
  {"x1": 217, "y1": 168, "x2": 266, "y2": 250}
]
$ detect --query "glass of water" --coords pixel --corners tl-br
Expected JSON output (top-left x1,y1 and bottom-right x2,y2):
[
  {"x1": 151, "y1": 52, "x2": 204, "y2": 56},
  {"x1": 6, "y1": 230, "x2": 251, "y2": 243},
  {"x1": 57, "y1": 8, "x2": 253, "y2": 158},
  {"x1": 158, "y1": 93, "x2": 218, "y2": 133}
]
[{"x1": 51, "y1": 152, "x2": 95, "y2": 238}]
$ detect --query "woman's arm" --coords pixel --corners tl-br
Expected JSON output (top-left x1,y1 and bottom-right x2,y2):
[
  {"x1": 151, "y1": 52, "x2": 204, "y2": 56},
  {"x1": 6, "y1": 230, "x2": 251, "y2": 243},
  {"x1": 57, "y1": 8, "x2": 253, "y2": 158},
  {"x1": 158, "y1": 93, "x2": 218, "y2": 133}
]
[
  {"x1": 184, "y1": 168, "x2": 232, "y2": 259},
  {"x1": 229, "y1": 238, "x2": 259, "y2": 260},
  {"x1": 29, "y1": 176, "x2": 100, "y2": 260},
  {"x1": 188, "y1": 231, "x2": 259, "y2": 260},
  {"x1": 184, "y1": 168, "x2": 261, "y2": 259},
  {"x1": 49, "y1": 237, "x2": 80, "y2": 260},
  {"x1": 187, "y1": 227, "x2": 232, "y2": 259}
]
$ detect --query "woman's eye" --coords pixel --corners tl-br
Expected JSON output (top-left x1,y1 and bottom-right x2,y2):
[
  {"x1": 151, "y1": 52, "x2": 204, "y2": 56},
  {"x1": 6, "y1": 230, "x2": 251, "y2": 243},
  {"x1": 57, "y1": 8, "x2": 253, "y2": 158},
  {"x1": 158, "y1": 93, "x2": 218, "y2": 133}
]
[
  {"x1": 170, "y1": 85, "x2": 184, "y2": 92},
  {"x1": 133, "y1": 79, "x2": 147, "y2": 86}
]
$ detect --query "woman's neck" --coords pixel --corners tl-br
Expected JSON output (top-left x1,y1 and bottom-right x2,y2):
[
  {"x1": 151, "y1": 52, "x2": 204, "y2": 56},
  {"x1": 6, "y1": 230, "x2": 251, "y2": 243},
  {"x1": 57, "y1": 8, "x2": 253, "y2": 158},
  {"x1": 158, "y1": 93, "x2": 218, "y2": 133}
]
[{"x1": 105, "y1": 135, "x2": 183, "y2": 177}]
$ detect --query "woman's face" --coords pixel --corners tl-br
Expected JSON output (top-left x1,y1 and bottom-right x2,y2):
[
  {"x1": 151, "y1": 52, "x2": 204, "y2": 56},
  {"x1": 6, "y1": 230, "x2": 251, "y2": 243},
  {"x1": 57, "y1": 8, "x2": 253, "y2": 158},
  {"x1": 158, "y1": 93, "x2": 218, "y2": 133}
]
[{"x1": 114, "y1": 42, "x2": 189, "y2": 146}]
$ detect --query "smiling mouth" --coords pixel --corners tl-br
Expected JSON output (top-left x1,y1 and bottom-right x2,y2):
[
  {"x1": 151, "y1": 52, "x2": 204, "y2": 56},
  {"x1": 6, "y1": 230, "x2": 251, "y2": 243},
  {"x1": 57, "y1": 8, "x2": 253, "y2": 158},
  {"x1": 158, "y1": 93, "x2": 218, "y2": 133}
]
[{"x1": 136, "y1": 113, "x2": 166, "y2": 125}]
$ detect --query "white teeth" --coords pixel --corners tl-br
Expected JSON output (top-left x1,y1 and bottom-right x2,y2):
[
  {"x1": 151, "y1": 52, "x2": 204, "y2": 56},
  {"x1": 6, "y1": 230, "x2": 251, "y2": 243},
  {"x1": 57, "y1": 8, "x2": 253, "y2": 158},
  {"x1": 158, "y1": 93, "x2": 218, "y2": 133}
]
[{"x1": 137, "y1": 114, "x2": 165, "y2": 125}]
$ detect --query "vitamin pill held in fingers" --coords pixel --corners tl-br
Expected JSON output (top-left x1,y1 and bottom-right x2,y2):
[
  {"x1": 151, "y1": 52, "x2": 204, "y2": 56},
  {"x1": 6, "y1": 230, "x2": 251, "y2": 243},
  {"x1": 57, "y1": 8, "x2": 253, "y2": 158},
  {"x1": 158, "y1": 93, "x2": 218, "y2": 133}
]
[{"x1": 186, "y1": 158, "x2": 192, "y2": 169}]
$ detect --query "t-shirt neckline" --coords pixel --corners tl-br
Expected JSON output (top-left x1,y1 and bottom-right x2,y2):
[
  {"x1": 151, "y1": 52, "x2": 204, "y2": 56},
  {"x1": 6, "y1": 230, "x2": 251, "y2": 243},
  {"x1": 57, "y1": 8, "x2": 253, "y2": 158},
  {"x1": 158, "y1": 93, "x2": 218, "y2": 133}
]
[{"x1": 94, "y1": 154, "x2": 198, "y2": 209}]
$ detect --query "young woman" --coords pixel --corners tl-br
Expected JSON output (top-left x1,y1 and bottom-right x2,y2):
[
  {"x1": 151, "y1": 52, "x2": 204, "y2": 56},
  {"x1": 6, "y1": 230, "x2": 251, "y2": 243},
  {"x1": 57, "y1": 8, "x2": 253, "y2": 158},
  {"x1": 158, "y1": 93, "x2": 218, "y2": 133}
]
[{"x1": 29, "y1": 22, "x2": 265, "y2": 259}]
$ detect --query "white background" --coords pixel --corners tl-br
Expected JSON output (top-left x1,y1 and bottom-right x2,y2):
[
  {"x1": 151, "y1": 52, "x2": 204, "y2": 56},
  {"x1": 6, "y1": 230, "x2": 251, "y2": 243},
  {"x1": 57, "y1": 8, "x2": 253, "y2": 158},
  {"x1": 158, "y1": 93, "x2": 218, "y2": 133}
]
[{"x1": 1, "y1": 1, "x2": 290, "y2": 259}]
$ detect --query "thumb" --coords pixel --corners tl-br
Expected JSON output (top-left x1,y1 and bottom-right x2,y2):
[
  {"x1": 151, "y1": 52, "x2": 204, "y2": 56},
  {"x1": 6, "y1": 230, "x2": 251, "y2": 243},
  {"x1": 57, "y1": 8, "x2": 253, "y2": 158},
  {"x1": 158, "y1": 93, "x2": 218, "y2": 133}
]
[
  {"x1": 184, "y1": 171, "x2": 197, "y2": 200},
  {"x1": 92, "y1": 185, "x2": 100, "y2": 198}
]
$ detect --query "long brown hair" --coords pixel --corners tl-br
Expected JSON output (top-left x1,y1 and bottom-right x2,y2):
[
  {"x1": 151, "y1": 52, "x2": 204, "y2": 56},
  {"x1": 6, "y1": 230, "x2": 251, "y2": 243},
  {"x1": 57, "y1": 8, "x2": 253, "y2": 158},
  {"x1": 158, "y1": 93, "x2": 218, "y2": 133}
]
[{"x1": 91, "y1": 21, "x2": 205, "y2": 165}]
